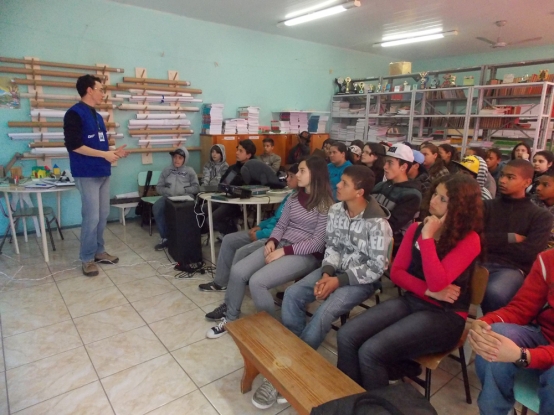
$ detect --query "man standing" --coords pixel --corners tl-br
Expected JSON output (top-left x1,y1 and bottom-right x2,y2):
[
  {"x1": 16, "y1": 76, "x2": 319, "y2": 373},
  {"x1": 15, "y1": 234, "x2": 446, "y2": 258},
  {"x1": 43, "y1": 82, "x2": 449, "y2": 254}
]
[
  {"x1": 327, "y1": 142, "x2": 352, "y2": 201},
  {"x1": 371, "y1": 143, "x2": 422, "y2": 254},
  {"x1": 481, "y1": 159, "x2": 553, "y2": 314},
  {"x1": 64, "y1": 74, "x2": 128, "y2": 277}
]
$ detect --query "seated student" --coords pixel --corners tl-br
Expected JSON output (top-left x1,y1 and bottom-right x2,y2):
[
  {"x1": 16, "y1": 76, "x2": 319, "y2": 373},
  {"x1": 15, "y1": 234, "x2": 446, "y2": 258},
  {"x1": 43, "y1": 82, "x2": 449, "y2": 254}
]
[
  {"x1": 511, "y1": 142, "x2": 532, "y2": 161},
  {"x1": 529, "y1": 150, "x2": 554, "y2": 194},
  {"x1": 371, "y1": 143, "x2": 422, "y2": 253},
  {"x1": 469, "y1": 249, "x2": 554, "y2": 415},
  {"x1": 347, "y1": 145, "x2": 363, "y2": 165},
  {"x1": 439, "y1": 143, "x2": 460, "y2": 174},
  {"x1": 420, "y1": 143, "x2": 450, "y2": 194},
  {"x1": 153, "y1": 147, "x2": 199, "y2": 250},
  {"x1": 407, "y1": 149, "x2": 429, "y2": 188},
  {"x1": 198, "y1": 164, "x2": 299, "y2": 293},
  {"x1": 361, "y1": 142, "x2": 386, "y2": 183},
  {"x1": 202, "y1": 144, "x2": 228, "y2": 186},
  {"x1": 321, "y1": 138, "x2": 333, "y2": 162},
  {"x1": 337, "y1": 174, "x2": 483, "y2": 390},
  {"x1": 486, "y1": 147, "x2": 504, "y2": 186},
  {"x1": 466, "y1": 146, "x2": 487, "y2": 159},
  {"x1": 453, "y1": 155, "x2": 493, "y2": 200},
  {"x1": 466, "y1": 147, "x2": 497, "y2": 197},
  {"x1": 205, "y1": 156, "x2": 333, "y2": 339},
  {"x1": 328, "y1": 142, "x2": 352, "y2": 201},
  {"x1": 250, "y1": 165, "x2": 392, "y2": 410},
  {"x1": 481, "y1": 159, "x2": 553, "y2": 314},
  {"x1": 210, "y1": 139, "x2": 256, "y2": 236},
  {"x1": 287, "y1": 131, "x2": 311, "y2": 164},
  {"x1": 532, "y1": 170, "x2": 554, "y2": 249},
  {"x1": 259, "y1": 137, "x2": 281, "y2": 173}
]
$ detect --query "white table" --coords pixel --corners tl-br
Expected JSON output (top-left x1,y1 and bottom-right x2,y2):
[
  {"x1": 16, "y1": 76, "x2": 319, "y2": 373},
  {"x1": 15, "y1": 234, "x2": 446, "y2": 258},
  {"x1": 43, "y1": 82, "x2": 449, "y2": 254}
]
[
  {"x1": 199, "y1": 193, "x2": 287, "y2": 264},
  {"x1": 1, "y1": 184, "x2": 75, "y2": 263}
]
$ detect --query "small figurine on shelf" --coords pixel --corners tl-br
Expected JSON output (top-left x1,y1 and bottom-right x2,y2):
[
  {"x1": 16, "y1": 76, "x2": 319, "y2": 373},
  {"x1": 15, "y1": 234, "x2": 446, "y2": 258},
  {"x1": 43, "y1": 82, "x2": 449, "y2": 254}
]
[
  {"x1": 367, "y1": 84, "x2": 375, "y2": 93},
  {"x1": 385, "y1": 83, "x2": 391, "y2": 92},
  {"x1": 376, "y1": 82, "x2": 382, "y2": 93},
  {"x1": 441, "y1": 73, "x2": 456, "y2": 88},
  {"x1": 418, "y1": 71, "x2": 429, "y2": 89},
  {"x1": 335, "y1": 77, "x2": 346, "y2": 94},
  {"x1": 357, "y1": 82, "x2": 365, "y2": 94},
  {"x1": 539, "y1": 69, "x2": 549, "y2": 81},
  {"x1": 429, "y1": 75, "x2": 439, "y2": 89}
]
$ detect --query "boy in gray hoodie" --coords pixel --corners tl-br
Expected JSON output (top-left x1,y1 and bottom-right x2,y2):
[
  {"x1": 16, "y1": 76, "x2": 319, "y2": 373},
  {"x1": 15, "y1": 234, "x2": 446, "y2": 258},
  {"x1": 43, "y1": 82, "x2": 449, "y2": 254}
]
[
  {"x1": 202, "y1": 144, "x2": 228, "y2": 186},
  {"x1": 252, "y1": 165, "x2": 393, "y2": 409},
  {"x1": 153, "y1": 147, "x2": 199, "y2": 250}
]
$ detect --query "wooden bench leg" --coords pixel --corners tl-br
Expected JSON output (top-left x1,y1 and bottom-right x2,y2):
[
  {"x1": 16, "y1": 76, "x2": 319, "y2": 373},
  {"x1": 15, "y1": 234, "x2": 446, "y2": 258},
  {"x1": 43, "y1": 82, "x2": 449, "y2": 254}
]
[{"x1": 239, "y1": 349, "x2": 260, "y2": 393}]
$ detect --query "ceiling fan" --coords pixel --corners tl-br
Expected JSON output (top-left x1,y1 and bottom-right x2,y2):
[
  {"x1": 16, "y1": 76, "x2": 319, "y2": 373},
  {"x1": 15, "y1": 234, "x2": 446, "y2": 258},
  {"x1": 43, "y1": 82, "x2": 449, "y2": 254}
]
[{"x1": 476, "y1": 20, "x2": 542, "y2": 48}]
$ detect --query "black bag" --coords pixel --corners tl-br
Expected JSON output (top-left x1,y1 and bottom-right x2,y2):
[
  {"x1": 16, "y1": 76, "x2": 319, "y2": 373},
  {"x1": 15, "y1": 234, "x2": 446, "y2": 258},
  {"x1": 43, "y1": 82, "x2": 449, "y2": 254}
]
[
  {"x1": 310, "y1": 383, "x2": 437, "y2": 415},
  {"x1": 135, "y1": 171, "x2": 153, "y2": 216}
]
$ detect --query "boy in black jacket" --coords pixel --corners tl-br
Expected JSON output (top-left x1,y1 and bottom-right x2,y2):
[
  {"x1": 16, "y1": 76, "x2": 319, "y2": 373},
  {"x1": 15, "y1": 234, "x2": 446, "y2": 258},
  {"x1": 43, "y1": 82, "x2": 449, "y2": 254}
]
[{"x1": 481, "y1": 159, "x2": 553, "y2": 314}]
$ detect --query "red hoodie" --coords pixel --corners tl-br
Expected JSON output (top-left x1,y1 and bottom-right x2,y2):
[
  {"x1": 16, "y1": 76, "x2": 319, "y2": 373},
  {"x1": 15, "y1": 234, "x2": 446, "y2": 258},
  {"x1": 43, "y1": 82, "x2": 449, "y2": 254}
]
[{"x1": 481, "y1": 249, "x2": 554, "y2": 370}]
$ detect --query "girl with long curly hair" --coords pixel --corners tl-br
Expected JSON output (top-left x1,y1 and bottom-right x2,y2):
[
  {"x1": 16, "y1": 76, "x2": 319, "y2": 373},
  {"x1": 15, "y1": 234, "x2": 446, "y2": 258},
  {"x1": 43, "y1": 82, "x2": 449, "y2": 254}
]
[{"x1": 337, "y1": 174, "x2": 483, "y2": 390}]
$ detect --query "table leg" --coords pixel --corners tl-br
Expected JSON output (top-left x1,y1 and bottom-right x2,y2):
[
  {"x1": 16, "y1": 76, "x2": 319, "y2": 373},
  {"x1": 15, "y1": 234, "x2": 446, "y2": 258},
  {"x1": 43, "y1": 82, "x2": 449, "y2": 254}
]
[
  {"x1": 3, "y1": 192, "x2": 19, "y2": 254},
  {"x1": 208, "y1": 200, "x2": 215, "y2": 264},
  {"x1": 239, "y1": 349, "x2": 260, "y2": 394},
  {"x1": 20, "y1": 196, "x2": 28, "y2": 243},
  {"x1": 243, "y1": 204, "x2": 248, "y2": 230},
  {"x1": 36, "y1": 193, "x2": 49, "y2": 263},
  {"x1": 256, "y1": 205, "x2": 261, "y2": 225},
  {"x1": 121, "y1": 208, "x2": 126, "y2": 226},
  {"x1": 57, "y1": 191, "x2": 62, "y2": 226}
]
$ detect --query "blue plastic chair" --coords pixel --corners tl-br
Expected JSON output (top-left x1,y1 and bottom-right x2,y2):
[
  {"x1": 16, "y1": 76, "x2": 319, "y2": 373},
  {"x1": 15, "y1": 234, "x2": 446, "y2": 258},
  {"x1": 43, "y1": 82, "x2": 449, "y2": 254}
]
[{"x1": 514, "y1": 369, "x2": 540, "y2": 415}]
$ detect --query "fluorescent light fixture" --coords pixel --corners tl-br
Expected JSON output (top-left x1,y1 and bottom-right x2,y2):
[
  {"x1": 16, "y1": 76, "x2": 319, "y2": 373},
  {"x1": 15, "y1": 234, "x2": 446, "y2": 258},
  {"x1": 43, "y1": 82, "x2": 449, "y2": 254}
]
[
  {"x1": 279, "y1": 0, "x2": 360, "y2": 27},
  {"x1": 374, "y1": 30, "x2": 458, "y2": 47},
  {"x1": 285, "y1": 0, "x2": 339, "y2": 19},
  {"x1": 382, "y1": 27, "x2": 443, "y2": 42}
]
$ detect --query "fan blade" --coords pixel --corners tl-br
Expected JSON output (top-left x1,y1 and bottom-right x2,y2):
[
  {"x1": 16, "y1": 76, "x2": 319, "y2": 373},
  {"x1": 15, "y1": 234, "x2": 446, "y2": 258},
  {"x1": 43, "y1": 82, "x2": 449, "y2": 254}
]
[
  {"x1": 507, "y1": 37, "x2": 542, "y2": 46},
  {"x1": 476, "y1": 36, "x2": 496, "y2": 45}
]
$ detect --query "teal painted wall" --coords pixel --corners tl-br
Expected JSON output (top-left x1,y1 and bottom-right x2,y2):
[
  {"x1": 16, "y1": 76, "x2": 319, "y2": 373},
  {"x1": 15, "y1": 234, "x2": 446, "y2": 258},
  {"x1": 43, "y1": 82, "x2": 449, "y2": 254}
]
[{"x1": 0, "y1": 0, "x2": 394, "y2": 233}]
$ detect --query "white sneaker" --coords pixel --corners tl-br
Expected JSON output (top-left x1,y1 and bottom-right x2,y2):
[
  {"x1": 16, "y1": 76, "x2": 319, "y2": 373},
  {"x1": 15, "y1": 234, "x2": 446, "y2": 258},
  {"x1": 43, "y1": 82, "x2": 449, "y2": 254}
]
[
  {"x1": 252, "y1": 378, "x2": 278, "y2": 409},
  {"x1": 206, "y1": 318, "x2": 228, "y2": 339}
]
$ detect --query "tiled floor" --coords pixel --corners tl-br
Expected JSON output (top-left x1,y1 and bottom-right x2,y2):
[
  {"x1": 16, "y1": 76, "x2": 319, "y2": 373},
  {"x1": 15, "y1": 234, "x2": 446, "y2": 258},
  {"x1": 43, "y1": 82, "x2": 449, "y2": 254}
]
[{"x1": 0, "y1": 219, "x2": 519, "y2": 415}]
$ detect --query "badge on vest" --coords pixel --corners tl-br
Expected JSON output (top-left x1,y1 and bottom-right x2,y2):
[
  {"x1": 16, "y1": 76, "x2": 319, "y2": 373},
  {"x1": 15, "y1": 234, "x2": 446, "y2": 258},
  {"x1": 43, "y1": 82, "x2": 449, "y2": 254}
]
[{"x1": 98, "y1": 132, "x2": 105, "y2": 142}]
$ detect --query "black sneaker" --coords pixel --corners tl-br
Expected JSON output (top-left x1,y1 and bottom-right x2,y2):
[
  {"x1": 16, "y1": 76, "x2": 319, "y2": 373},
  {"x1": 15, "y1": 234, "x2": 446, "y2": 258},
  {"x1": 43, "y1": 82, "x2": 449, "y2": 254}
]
[
  {"x1": 154, "y1": 239, "x2": 168, "y2": 251},
  {"x1": 206, "y1": 318, "x2": 228, "y2": 339},
  {"x1": 198, "y1": 281, "x2": 227, "y2": 292},
  {"x1": 205, "y1": 303, "x2": 227, "y2": 321}
]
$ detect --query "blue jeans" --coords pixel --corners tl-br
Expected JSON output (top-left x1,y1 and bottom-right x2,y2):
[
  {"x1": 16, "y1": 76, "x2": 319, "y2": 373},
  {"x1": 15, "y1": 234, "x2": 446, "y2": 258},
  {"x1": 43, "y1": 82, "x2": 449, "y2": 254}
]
[
  {"x1": 213, "y1": 231, "x2": 266, "y2": 287},
  {"x1": 476, "y1": 323, "x2": 554, "y2": 415},
  {"x1": 282, "y1": 267, "x2": 375, "y2": 350},
  {"x1": 481, "y1": 263, "x2": 525, "y2": 314},
  {"x1": 337, "y1": 293, "x2": 466, "y2": 390},
  {"x1": 75, "y1": 176, "x2": 110, "y2": 262},
  {"x1": 152, "y1": 197, "x2": 167, "y2": 239},
  {"x1": 224, "y1": 243, "x2": 320, "y2": 321}
]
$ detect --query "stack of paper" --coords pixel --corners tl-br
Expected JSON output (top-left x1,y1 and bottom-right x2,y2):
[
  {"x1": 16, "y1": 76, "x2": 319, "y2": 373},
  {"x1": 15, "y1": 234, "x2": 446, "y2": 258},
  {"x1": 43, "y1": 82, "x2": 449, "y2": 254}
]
[
  {"x1": 354, "y1": 118, "x2": 365, "y2": 141},
  {"x1": 238, "y1": 106, "x2": 260, "y2": 134},
  {"x1": 308, "y1": 115, "x2": 329, "y2": 133},
  {"x1": 202, "y1": 103, "x2": 224, "y2": 135},
  {"x1": 236, "y1": 118, "x2": 249, "y2": 134},
  {"x1": 223, "y1": 119, "x2": 237, "y2": 134},
  {"x1": 288, "y1": 112, "x2": 309, "y2": 134},
  {"x1": 366, "y1": 126, "x2": 389, "y2": 142},
  {"x1": 317, "y1": 115, "x2": 329, "y2": 133}
]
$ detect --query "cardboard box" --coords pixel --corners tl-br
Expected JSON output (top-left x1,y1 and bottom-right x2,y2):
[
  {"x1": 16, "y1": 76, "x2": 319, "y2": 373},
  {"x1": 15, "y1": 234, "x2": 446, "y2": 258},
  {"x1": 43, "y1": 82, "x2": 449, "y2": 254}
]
[{"x1": 389, "y1": 62, "x2": 412, "y2": 75}]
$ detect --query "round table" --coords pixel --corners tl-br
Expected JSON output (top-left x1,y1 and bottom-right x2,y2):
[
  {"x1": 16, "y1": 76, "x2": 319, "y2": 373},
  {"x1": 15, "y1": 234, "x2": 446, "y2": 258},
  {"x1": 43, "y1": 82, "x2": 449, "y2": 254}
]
[
  {"x1": 198, "y1": 192, "x2": 288, "y2": 264},
  {"x1": 1, "y1": 184, "x2": 75, "y2": 263}
]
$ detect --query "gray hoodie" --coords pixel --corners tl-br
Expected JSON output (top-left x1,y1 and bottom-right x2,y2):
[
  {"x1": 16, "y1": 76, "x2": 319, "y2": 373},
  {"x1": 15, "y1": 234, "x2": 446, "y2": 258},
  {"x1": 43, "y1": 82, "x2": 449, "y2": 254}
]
[
  {"x1": 156, "y1": 147, "x2": 199, "y2": 196},
  {"x1": 202, "y1": 144, "x2": 229, "y2": 186},
  {"x1": 321, "y1": 197, "x2": 393, "y2": 286}
]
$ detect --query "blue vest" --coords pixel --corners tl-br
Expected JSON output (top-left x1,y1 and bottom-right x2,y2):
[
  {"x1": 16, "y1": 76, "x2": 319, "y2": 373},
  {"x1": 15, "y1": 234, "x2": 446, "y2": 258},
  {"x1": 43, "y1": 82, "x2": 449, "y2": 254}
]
[{"x1": 67, "y1": 102, "x2": 111, "y2": 177}]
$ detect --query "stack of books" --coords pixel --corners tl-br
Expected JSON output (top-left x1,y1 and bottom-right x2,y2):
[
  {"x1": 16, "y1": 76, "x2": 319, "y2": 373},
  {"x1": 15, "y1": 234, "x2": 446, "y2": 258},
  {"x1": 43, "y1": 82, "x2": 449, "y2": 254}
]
[
  {"x1": 202, "y1": 103, "x2": 224, "y2": 134},
  {"x1": 223, "y1": 119, "x2": 237, "y2": 134},
  {"x1": 236, "y1": 118, "x2": 249, "y2": 134},
  {"x1": 238, "y1": 106, "x2": 260, "y2": 134},
  {"x1": 288, "y1": 112, "x2": 309, "y2": 134},
  {"x1": 308, "y1": 115, "x2": 328, "y2": 133},
  {"x1": 366, "y1": 126, "x2": 389, "y2": 142}
]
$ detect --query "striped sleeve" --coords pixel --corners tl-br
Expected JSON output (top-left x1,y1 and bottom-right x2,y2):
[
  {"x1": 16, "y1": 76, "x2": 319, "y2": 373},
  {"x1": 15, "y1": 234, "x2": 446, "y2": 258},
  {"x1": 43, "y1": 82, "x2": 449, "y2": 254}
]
[{"x1": 283, "y1": 210, "x2": 327, "y2": 256}]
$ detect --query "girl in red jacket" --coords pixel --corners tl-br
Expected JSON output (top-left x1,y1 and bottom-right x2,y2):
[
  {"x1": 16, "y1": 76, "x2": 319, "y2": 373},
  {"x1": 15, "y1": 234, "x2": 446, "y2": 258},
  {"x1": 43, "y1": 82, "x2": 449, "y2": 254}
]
[
  {"x1": 337, "y1": 174, "x2": 483, "y2": 390},
  {"x1": 470, "y1": 248, "x2": 554, "y2": 415}
]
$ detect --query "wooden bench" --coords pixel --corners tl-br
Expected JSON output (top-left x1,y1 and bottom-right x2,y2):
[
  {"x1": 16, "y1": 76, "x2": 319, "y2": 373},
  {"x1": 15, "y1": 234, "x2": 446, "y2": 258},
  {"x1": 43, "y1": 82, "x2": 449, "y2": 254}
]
[{"x1": 226, "y1": 311, "x2": 364, "y2": 415}]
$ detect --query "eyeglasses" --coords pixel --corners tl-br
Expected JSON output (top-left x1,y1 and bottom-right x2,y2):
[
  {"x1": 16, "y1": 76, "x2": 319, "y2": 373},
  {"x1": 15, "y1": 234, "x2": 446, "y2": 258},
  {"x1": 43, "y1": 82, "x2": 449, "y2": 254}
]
[{"x1": 93, "y1": 87, "x2": 106, "y2": 93}]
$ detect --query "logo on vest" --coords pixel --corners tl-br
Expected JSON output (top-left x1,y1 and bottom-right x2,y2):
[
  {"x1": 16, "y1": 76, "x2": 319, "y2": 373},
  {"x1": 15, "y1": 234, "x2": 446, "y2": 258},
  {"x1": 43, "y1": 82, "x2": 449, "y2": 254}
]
[{"x1": 88, "y1": 134, "x2": 95, "y2": 138}]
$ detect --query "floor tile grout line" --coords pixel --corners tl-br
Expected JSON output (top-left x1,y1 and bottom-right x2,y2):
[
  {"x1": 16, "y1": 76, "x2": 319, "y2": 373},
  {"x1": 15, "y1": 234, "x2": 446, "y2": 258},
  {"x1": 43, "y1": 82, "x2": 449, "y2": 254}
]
[
  {"x1": 52, "y1": 278, "x2": 119, "y2": 415},
  {"x1": 0, "y1": 315, "x2": 12, "y2": 415}
]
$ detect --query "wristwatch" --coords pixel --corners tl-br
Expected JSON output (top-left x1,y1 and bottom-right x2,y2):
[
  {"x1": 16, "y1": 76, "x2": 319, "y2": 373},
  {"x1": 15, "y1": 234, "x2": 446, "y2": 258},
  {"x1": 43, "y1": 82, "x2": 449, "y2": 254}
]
[{"x1": 514, "y1": 347, "x2": 529, "y2": 368}]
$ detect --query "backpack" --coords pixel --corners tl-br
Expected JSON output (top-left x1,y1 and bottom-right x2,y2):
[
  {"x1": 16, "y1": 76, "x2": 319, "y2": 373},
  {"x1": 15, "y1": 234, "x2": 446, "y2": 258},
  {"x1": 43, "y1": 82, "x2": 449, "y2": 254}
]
[{"x1": 310, "y1": 383, "x2": 437, "y2": 415}]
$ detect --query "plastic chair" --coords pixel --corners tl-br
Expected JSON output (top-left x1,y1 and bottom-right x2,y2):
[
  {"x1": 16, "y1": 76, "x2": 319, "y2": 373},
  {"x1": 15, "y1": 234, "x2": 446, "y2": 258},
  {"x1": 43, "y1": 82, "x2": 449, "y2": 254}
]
[
  {"x1": 513, "y1": 369, "x2": 540, "y2": 415},
  {"x1": 410, "y1": 265, "x2": 489, "y2": 404},
  {"x1": 0, "y1": 202, "x2": 64, "y2": 253}
]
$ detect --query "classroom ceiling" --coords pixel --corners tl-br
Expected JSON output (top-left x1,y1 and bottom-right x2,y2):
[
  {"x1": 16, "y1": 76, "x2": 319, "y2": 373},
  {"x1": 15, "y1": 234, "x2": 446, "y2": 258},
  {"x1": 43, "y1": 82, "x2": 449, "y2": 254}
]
[{"x1": 108, "y1": 0, "x2": 554, "y2": 60}]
